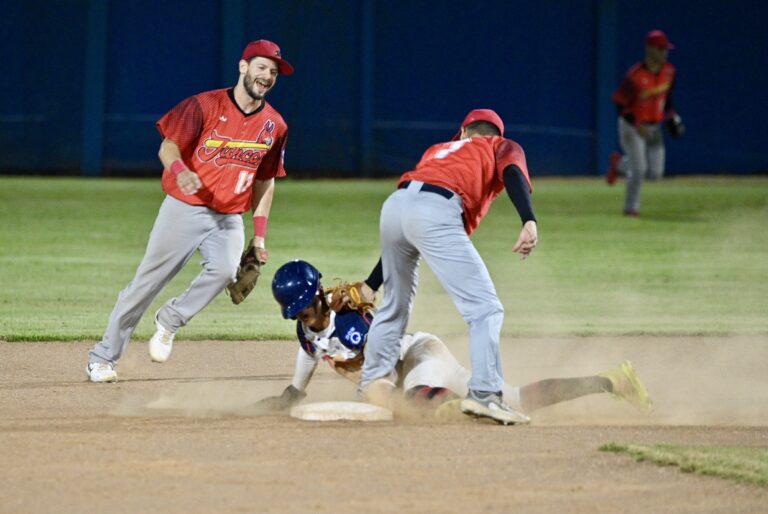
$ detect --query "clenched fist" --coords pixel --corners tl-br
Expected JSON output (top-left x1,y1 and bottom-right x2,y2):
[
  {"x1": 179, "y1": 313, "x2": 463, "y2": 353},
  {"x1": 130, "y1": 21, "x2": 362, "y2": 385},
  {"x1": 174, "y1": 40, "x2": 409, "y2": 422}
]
[{"x1": 177, "y1": 169, "x2": 203, "y2": 195}]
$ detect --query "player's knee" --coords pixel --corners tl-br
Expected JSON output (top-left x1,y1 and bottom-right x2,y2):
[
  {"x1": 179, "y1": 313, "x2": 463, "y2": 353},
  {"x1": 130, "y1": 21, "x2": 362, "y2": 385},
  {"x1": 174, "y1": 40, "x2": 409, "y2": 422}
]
[
  {"x1": 207, "y1": 262, "x2": 238, "y2": 284},
  {"x1": 465, "y1": 301, "x2": 503, "y2": 323}
]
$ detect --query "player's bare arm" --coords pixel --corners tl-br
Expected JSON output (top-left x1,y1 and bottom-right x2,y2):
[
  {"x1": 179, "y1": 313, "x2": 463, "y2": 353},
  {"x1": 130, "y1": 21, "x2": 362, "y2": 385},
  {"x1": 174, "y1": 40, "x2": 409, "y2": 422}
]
[
  {"x1": 158, "y1": 138, "x2": 202, "y2": 195},
  {"x1": 249, "y1": 177, "x2": 275, "y2": 264}
]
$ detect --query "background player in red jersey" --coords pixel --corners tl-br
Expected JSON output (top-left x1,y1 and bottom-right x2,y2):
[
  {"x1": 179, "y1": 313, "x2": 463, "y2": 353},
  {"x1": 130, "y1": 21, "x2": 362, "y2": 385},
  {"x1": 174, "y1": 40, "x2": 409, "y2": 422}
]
[
  {"x1": 358, "y1": 109, "x2": 539, "y2": 425},
  {"x1": 86, "y1": 39, "x2": 293, "y2": 382},
  {"x1": 605, "y1": 29, "x2": 685, "y2": 216}
]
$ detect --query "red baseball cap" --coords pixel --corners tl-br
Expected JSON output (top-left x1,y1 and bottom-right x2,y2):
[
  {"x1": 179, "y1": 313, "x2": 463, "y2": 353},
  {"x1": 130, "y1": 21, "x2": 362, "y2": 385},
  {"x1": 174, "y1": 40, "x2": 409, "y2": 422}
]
[
  {"x1": 452, "y1": 109, "x2": 505, "y2": 141},
  {"x1": 645, "y1": 30, "x2": 674, "y2": 50},
  {"x1": 241, "y1": 40, "x2": 294, "y2": 76}
]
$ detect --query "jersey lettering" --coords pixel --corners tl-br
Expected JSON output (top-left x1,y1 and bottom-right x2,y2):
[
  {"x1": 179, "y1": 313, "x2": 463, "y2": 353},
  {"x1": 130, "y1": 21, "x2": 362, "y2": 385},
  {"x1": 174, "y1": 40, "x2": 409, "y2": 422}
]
[
  {"x1": 345, "y1": 326, "x2": 362, "y2": 345},
  {"x1": 197, "y1": 130, "x2": 270, "y2": 169},
  {"x1": 234, "y1": 170, "x2": 255, "y2": 194},
  {"x1": 434, "y1": 140, "x2": 469, "y2": 159}
]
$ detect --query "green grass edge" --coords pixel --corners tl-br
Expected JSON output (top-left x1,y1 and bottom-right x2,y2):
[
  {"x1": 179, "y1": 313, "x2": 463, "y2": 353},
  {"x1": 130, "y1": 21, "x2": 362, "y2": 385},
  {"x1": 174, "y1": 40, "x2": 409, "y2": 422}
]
[{"x1": 599, "y1": 442, "x2": 768, "y2": 488}]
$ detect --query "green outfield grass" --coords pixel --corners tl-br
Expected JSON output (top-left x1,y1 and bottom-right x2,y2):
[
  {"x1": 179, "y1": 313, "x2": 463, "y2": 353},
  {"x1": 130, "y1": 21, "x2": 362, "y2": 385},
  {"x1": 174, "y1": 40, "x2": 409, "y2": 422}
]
[
  {"x1": 600, "y1": 442, "x2": 768, "y2": 488},
  {"x1": 0, "y1": 175, "x2": 766, "y2": 341}
]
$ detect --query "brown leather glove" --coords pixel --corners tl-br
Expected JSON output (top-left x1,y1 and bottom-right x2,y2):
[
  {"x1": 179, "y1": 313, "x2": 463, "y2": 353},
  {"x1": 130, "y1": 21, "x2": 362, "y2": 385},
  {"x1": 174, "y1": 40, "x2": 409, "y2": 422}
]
[
  {"x1": 226, "y1": 239, "x2": 267, "y2": 305},
  {"x1": 327, "y1": 281, "x2": 376, "y2": 312}
]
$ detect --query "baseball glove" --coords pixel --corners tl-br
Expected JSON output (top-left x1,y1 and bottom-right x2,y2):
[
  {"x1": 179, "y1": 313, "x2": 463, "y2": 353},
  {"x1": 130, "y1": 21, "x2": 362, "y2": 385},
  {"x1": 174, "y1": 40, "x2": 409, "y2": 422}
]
[
  {"x1": 665, "y1": 113, "x2": 685, "y2": 139},
  {"x1": 325, "y1": 280, "x2": 375, "y2": 313},
  {"x1": 226, "y1": 239, "x2": 266, "y2": 305}
]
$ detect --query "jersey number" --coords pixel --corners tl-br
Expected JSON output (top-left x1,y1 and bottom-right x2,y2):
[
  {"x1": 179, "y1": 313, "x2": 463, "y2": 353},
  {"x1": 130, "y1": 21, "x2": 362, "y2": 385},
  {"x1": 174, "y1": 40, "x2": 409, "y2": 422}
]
[
  {"x1": 434, "y1": 140, "x2": 469, "y2": 159},
  {"x1": 234, "y1": 170, "x2": 255, "y2": 194}
]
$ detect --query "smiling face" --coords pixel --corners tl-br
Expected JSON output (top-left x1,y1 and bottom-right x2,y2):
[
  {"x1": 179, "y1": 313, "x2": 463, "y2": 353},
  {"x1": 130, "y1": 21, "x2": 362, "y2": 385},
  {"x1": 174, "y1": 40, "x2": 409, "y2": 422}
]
[{"x1": 240, "y1": 57, "x2": 279, "y2": 101}]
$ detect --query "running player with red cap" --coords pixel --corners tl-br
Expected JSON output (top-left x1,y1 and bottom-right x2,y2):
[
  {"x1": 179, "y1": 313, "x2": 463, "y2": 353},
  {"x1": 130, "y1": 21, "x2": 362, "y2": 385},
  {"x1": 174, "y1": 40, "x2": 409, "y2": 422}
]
[
  {"x1": 605, "y1": 29, "x2": 685, "y2": 216},
  {"x1": 357, "y1": 109, "x2": 539, "y2": 425},
  {"x1": 86, "y1": 39, "x2": 293, "y2": 382}
]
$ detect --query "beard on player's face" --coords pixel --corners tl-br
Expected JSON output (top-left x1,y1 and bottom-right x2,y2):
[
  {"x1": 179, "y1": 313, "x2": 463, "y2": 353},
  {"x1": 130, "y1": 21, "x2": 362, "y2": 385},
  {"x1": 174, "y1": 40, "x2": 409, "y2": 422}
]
[
  {"x1": 243, "y1": 73, "x2": 273, "y2": 101},
  {"x1": 242, "y1": 60, "x2": 277, "y2": 101}
]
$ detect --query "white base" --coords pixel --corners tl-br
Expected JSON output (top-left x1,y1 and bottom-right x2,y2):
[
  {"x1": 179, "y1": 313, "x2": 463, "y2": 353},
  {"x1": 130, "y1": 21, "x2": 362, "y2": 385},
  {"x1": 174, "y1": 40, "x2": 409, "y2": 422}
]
[{"x1": 290, "y1": 401, "x2": 393, "y2": 422}]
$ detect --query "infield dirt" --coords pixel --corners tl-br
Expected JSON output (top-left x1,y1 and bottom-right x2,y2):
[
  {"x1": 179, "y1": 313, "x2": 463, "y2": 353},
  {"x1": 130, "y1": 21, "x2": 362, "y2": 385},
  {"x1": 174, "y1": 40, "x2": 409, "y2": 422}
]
[{"x1": 1, "y1": 336, "x2": 767, "y2": 513}]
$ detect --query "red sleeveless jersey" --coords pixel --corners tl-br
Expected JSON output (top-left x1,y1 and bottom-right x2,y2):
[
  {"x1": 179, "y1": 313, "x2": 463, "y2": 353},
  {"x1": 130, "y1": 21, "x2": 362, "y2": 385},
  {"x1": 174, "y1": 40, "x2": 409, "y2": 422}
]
[
  {"x1": 156, "y1": 88, "x2": 288, "y2": 214},
  {"x1": 612, "y1": 62, "x2": 676, "y2": 124},
  {"x1": 398, "y1": 136, "x2": 531, "y2": 235}
]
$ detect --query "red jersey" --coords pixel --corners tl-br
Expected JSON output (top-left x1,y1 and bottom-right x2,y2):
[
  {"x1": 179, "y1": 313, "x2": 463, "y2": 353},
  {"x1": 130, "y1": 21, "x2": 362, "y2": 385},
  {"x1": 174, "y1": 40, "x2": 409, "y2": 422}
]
[
  {"x1": 398, "y1": 136, "x2": 531, "y2": 235},
  {"x1": 156, "y1": 88, "x2": 288, "y2": 214},
  {"x1": 612, "y1": 62, "x2": 676, "y2": 124}
]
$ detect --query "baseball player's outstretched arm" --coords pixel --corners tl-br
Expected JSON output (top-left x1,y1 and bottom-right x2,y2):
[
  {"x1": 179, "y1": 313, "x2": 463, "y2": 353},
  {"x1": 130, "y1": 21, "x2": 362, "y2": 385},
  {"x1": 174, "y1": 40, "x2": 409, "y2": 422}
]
[
  {"x1": 253, "y1": 348, "x2": 315, "y2": 412},
  {"x1": 158, "y1": 138, "x2": 202, "y2": 195},
  {"x1": 330, "y1": 258, "x2": 380, "y2": 311},
  {"x1": 503, "y1": 165, "x2": 538, "y2": 259}
]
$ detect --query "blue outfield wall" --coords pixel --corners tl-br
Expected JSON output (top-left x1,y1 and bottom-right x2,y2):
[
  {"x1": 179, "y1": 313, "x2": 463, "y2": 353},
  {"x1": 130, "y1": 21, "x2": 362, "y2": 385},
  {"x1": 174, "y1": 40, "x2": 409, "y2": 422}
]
[{"x1": 0, "y1": 0, "x2": 766, "y2": 177}]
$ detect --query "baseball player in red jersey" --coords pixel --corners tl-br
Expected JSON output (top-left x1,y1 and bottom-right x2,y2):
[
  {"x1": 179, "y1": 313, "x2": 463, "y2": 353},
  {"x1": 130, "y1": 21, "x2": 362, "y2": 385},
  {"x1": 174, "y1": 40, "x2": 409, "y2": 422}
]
[
  {"x1": 86, "y1": 40, "x2": 293, "y2": 382},
  {"x1": 605, "y1": 29, "x2": 685, "y2": 216},
  {"x1": 358, "y1": 109, "x2": 539, "y2": 425},
  {"x1": 259, "y1": 261, "x2": 653, "y2": 418}
]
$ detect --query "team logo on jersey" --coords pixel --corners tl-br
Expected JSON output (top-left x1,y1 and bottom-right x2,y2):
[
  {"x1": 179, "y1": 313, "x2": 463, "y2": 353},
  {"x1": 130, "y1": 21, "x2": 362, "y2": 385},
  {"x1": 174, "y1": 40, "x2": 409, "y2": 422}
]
[
  {"x1": 197, "y1": 122, "x2": 276, "y2": 169},
  {"x1": 256, "y1": 120, "x2": 275, "y2": 147},
  {"x1": 345, "y1": 327, "x2": 362, "y2": 345}
]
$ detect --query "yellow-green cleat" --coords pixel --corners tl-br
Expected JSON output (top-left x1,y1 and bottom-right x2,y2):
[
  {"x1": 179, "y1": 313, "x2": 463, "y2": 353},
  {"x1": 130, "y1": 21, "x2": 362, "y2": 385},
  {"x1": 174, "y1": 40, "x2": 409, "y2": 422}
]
[
  {"x1": 434, "y1": 399, "x2": 465, "y2": 420},
  {"x1": 599, "y1": 360, "x2": 653, "y2": 413}
]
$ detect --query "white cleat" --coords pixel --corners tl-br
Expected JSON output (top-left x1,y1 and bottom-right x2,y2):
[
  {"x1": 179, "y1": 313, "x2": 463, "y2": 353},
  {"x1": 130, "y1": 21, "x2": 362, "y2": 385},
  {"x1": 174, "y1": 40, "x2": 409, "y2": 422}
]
[
  {"x1": 86, "y1": 362, "x2": 117, "y2": 383},
  {"x1": 148, "y1": 315, "x2": 176, "y2": 363},
  {"x1": 460, "y1": 390, "x2": 530, "y2": 426}
]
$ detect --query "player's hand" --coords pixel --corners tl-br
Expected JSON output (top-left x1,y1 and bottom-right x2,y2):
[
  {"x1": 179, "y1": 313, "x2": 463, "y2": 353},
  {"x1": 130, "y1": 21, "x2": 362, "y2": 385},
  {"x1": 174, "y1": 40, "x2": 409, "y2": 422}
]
[
  {"x1": 636, "y1": 124, "x2": 649, "y2": 139},
  {"x1": 512, "y1": 220, "x2": 538, "y2": 260},
  {"x1": 255, "y1": 247, "x2": 268, "y2": 265},
  {"x1": 359, "y1": 282, "x2": 376, "y2": 304},
  {"x1": 177, "y1": 170, "x2": 203, "y2": 195},
  {"x1": 247, "y1": 237, "x2": 268, "y2": 265},
  {"x1": 253, "y1": 385, "x2": 306, "y2": 412}
]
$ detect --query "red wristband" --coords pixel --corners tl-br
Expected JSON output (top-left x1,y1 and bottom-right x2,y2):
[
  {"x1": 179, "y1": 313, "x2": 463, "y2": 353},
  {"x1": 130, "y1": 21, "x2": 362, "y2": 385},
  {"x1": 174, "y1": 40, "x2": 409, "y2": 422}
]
[
  {"x1": 169, "y1": 159, "x2": 189, "y2": 176},
  {"x1": 253, "y1": 215, "x2": 268, "y2": 238}
]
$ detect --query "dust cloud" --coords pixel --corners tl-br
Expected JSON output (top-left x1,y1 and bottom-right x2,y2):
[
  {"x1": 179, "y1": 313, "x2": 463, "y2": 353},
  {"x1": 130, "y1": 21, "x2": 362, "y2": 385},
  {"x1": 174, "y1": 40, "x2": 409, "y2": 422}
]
[{"x1": 108, "y1": 335, "x2": 768, "y2": 426}]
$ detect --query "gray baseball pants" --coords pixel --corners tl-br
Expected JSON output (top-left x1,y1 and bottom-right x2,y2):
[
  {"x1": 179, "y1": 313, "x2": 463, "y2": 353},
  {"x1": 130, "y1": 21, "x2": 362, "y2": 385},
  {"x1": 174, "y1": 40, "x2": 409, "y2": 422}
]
[
  {"x1": 88, "y1": 195, "x2": 244, "y2": 365},
  {"x1": 359, "y1": 180, "x2": 506, "y2": 395},
  {"x1": 617, "y1": 117, "x2": 665, "y2": 212}
]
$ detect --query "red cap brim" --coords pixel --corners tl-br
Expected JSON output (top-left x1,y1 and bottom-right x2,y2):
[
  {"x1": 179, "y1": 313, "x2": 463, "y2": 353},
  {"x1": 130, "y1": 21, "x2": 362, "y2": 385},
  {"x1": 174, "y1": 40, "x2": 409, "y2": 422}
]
[{"x1": 275, "y1": 60, "x2": 294, "y2": 76}]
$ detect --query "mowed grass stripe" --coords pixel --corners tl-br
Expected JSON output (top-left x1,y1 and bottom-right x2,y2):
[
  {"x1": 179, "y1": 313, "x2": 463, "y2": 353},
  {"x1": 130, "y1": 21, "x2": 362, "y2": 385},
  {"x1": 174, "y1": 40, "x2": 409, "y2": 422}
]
[{"x1": 0, "y1": 176, "x2": 766, "y2": 340}]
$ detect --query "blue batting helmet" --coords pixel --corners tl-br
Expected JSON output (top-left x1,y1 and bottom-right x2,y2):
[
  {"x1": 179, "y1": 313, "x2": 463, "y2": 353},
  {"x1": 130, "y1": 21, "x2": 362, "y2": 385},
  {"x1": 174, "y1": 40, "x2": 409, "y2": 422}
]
[{"x1": 271, "y1": 260, "x2": 322, "y2": 319}]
